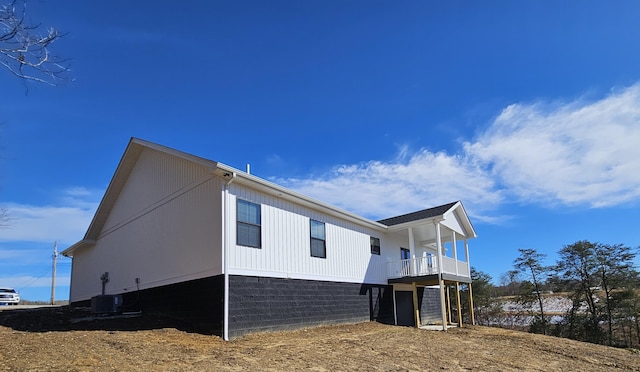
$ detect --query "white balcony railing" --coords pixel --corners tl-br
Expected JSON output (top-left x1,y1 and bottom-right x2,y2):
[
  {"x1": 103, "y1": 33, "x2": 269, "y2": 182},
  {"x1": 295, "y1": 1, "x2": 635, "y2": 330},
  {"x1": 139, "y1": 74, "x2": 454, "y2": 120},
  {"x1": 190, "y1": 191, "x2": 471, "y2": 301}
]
[{"x1": 387, "y1": 255, "x2": 470, "y2": 279}]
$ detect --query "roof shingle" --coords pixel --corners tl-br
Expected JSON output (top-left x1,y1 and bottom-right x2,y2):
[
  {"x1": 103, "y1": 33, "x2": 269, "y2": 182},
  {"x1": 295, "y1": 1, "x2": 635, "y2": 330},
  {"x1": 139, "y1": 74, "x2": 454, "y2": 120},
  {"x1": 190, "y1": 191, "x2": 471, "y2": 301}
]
[{"x1": 377, "y1": 201, "x2": 458, "y2": 226}]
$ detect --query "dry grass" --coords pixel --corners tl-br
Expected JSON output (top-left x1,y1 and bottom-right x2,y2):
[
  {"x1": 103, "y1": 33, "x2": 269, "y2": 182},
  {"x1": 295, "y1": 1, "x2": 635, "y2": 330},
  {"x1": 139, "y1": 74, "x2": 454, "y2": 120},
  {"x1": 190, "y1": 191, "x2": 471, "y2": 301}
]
[{"x1": 0, "y1": 307, "x2": 639, "y2": 371}]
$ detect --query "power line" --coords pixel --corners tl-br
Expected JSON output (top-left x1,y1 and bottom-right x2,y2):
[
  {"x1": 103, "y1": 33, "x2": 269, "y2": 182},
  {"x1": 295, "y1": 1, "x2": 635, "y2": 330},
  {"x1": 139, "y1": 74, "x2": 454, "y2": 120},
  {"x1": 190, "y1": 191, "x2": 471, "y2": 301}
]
[{"x1": 16, "y1": 268, "x2": 51, "y2": 292}]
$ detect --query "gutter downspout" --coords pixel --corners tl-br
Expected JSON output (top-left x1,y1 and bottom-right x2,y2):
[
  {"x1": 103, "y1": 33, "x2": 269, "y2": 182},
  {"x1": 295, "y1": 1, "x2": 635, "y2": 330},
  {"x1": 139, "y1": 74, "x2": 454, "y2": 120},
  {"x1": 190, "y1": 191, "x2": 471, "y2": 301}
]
[{"x1": 222, "y1": 171, "x2": 236, "y2": 341}]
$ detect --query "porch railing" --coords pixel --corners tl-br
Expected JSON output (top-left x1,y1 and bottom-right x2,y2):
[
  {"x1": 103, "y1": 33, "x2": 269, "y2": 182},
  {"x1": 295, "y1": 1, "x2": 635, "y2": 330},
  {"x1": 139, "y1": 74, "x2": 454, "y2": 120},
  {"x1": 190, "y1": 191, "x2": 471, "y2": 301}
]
[{"x1": 387, "y1": 255, "x2": 470, "y2": 279}]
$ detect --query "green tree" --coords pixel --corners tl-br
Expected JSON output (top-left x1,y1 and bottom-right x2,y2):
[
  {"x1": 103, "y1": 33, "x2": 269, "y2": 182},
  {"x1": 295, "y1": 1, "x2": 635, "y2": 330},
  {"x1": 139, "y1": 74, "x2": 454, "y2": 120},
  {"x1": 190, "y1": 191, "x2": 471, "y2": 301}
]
[
  {"x1": 514, "y1": 248, "x2": 549, "y2": 335},
  {"x1": 461, "y1": 267, "x2": 500, "y2": 326},
  {"x1": 593, "y1": 243, "x2": 638, "y2": 346},
  {"x1": 612, "y1": 287, "x2": 640, "y2": 347},
  {"x1": 555, "y1": 241, "x2": 639, "y2": 345},
  {"x1": 498, "y1": 269, "x2": 521, "y2": 296},
  {"x1": 556, "y1": 240, "x2": 603, "y2": 343}
]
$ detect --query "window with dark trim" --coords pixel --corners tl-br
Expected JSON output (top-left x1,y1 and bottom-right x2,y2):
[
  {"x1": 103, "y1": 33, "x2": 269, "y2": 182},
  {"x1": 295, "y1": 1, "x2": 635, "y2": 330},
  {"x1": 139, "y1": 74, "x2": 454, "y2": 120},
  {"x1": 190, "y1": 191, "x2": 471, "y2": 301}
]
[
  {"x1": 237, "y1": 199, "x2": 261, "y2": 248},
  {"x1": 370, "y1": 237, "x2": 381, "y2": 255},
  {"x1": 401, "y1": 247, "x2": 411, "y2": 260},
  {"x1": 310, "y1": 219, "x2": 326, "y2": 258}
]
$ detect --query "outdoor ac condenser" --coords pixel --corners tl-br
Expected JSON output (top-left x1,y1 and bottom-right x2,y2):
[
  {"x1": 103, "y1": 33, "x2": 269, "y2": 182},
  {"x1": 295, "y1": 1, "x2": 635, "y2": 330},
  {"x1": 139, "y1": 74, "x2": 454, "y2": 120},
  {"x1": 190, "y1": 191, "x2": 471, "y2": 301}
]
[{"x1": 90, "y1": 294, "x2": 123, "y2": 314}]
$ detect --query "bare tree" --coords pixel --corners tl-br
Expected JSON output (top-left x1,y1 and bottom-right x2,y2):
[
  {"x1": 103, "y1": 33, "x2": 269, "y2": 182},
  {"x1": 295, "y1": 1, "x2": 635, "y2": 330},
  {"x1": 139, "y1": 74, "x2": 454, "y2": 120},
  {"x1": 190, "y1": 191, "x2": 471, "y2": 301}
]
[
  {"x1": 1, "y1": 0, "x2": 70, "y2": 227},
  {"x1": 1, "y1": 0, "x2": 70, "y2": 85}
]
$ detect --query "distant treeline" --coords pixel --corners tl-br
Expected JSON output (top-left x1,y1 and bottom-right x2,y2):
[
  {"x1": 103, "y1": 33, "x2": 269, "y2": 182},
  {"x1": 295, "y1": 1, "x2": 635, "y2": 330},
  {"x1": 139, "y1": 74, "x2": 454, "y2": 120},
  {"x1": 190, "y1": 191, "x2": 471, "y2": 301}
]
[
  {"x1": 18, "y1": 300, "x2": 70, "y2": 306},
  {"x1": 460, "y1": 240, "x2": 640, "y2": 349}
]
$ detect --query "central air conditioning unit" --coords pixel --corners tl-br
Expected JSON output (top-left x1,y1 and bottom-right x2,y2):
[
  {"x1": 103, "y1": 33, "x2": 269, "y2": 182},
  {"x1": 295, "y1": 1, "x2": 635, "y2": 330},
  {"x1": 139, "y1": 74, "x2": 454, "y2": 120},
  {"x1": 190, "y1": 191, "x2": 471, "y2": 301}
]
[{"x1": 90, "y1": 294, "x2": 123, "y2": 315}]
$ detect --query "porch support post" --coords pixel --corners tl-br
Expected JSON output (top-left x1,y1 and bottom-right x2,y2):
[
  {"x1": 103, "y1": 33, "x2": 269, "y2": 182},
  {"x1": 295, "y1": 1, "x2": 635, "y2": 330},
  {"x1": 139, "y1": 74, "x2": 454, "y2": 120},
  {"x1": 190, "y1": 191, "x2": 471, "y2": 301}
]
[
  {"x1": 439, "y1": 278, "x2": 447, "y2": 331},
  {"x1": 455, "y1": 282, "x2": 462, "y2": 327},
  {"x1": 408, "y1": 227, "x2": 416, "y2": 276},
  {"x1": 445, "y1": 282, "x2": 452, "y2": 325},
  {"x1": 412, "y1": 282, "x2": 420, "y2": 328},
  {"x1": 392, "y1": 286, "x2": 398, "y2": 326},
  {"x1": 452, "y1": 231, "x2": 458, "y2": 276},
  {"x1": 468, "y1": 282, "x2": 476, "y2": 325},
  {"x1": 435, "y1": 220, "x2": 447, "y2": 330},
  {"x1": 464, "y1": 239, "x2": 471, "y2": 277},
  {"x1": 434, "y1": 220, "x2": 443, "y2": 279}
]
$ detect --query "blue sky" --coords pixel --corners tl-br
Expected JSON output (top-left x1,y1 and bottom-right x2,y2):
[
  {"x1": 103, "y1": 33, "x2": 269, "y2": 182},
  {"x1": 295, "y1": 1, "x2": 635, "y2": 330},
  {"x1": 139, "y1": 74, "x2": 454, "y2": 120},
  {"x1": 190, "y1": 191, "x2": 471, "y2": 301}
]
[{"x1": 1, "y1": 1, "x2": 640, "y2": 301}]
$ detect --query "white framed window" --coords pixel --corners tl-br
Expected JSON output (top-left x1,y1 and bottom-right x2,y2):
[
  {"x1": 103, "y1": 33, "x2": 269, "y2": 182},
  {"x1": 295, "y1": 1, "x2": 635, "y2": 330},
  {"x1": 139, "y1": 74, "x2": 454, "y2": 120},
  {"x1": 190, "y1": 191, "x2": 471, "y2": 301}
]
[
  {"x1": 370, "y1": 237, "x2": 381, "y2": 255},
  {"x1": 237, "y1": 199, "x2": 261, "y2": 248},
  {"x1": 310, "y1": 219, "x2": 326, "y2": 258}
]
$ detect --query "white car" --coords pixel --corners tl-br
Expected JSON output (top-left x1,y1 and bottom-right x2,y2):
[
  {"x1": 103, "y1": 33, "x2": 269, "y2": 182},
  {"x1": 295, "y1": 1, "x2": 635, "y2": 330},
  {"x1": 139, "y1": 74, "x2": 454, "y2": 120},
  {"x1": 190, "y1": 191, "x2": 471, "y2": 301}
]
[{"x1": 0, "y1": 287, "x2": 20, "y2": 305}]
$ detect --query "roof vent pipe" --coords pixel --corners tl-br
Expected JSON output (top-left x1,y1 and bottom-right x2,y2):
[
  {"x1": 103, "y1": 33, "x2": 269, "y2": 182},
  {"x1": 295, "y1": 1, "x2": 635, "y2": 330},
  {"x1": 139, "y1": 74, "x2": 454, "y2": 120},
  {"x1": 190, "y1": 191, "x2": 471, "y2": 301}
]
[{"x1": 246, "y1": 163, "x2": 251, "y2": 174}]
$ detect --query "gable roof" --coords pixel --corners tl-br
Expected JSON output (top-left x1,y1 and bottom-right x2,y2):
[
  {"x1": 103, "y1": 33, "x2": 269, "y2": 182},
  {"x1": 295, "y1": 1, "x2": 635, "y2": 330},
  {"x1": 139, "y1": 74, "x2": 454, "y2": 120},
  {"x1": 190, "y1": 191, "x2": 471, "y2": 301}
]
[
  {"x1": 84, "y1": 138, "x2": 220, "y2": 241},
  {"x1": 63, "y1": 138, "x2": 388, "y2": 256},
  {"x1": 378, "y1": 200, "x2": 477, "y2": 240},
  {"x1": 63, "y1": 138, "x2": 477, "y2": 256},
  {"x1": 377, "y1": 202, "x2": 459, "y2": 226}
]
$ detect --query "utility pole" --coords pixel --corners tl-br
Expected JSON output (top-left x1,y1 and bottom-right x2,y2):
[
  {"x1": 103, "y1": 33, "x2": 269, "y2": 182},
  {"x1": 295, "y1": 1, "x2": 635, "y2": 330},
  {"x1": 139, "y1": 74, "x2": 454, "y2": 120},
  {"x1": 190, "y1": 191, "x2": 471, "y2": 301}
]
[{"x1": 51, "y1": 241, "x2": 57, "y2": 306}]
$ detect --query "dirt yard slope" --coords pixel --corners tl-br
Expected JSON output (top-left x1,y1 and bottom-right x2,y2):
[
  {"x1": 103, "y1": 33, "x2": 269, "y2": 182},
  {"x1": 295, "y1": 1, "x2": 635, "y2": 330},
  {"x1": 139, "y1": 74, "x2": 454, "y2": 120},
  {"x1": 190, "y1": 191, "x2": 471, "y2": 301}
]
[{"x1": 0, "y1": 306, "x2": 638, "y2": 371}]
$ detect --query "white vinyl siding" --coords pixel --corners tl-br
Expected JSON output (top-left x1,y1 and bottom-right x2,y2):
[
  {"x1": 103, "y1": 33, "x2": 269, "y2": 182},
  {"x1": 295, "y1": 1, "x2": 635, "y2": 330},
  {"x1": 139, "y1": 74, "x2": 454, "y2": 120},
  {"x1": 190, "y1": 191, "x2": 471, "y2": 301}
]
[
  {"x1": 441, "y1": 211, "x2": 465, "y2": 236},
  {"x1": 104, "y1": 148, "x2": 211, "y2": 233},
  {"x1": 227, "y1": 184, "x2": 388, "y2": 284},
  {"x1": 69, "y1": 149, "x2": 224, "y2": 303}
]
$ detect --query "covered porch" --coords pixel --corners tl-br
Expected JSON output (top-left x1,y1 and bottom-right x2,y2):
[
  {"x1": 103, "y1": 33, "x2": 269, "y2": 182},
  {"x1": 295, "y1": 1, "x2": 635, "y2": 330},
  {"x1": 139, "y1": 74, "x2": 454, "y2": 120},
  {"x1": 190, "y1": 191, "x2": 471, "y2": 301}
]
[
  {"x1": 390, "y1": 276, "x2": 475, "y2": 331},
  {"x1": 378, "y1": 201, "x2": 477, "y2": 330}
]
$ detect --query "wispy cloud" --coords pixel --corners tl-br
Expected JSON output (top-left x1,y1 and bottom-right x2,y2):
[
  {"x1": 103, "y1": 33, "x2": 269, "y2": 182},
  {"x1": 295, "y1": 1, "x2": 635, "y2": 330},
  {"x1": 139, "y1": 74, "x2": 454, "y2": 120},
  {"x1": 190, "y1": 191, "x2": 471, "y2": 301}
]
[
  {"x1": 466, "y1": 84, "x2": 640, "y2": 207},
  {"x1": 280, "y1": 84, "x2": 640, "y2": 221},
  {"x1": 0, "y1": 275, "x2": 70, "y2": 290},
  {"x1": 0, "y1": 249, "x2": 26, "y2": 260},
  {"x1": 0, "y1": 187, "x2": 98, "y2": 244},
  {"x1": 3, "y1": 85, "x2": 639, "y2": 231},
  {"x1": 279, "y1": 150, "x2": 501, "y2": 223}
]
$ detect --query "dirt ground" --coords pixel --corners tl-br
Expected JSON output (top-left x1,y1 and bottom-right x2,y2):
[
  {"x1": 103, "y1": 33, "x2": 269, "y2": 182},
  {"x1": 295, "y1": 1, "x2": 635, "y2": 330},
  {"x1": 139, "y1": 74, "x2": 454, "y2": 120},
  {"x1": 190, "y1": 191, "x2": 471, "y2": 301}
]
[{"x1": 0, "y1": 306, "x2": 639, "y2": 371}]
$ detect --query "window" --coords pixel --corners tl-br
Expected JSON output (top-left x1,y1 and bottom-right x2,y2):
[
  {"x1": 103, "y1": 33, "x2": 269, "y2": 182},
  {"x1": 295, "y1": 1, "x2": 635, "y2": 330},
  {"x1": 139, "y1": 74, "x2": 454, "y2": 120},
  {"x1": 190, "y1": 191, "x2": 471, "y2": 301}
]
[
  {"x1": 370, "y1": 237, "x2": 380, "y2": 255},
  {"x1": 310, "y1": 220, "x2": 326, "y2": 258},
  {"x1": 237, "y1": 199, "x2": 261, "y2": 248},
  {"x1": 401, "y1": 248, "x2": 411, "y2": 260}
]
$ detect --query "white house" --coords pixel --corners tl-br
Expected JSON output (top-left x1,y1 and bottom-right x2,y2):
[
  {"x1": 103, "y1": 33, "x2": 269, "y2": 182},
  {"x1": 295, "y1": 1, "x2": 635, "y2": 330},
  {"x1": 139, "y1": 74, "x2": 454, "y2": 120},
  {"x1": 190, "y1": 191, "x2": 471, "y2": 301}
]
[{"x1": 63, "y1": 138, "x2": 477, "y2": 340}]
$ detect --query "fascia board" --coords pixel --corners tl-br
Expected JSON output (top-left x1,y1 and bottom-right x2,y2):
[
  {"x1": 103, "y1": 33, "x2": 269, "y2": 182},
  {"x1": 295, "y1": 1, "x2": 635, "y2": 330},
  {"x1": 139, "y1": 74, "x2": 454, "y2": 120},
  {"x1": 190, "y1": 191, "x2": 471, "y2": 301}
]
[
  {"x1": 451, "y1": 201, "x2": 477, "y2": 239},
  {"x1": 131, "y1": 138, "x2": 218, "y2": 171},
  {"x1": 384, "y1": 216, "x2": 441, "y2": 232},
  {"x1": 61, "y1": 239, "x2": 96, "y2": 257}
]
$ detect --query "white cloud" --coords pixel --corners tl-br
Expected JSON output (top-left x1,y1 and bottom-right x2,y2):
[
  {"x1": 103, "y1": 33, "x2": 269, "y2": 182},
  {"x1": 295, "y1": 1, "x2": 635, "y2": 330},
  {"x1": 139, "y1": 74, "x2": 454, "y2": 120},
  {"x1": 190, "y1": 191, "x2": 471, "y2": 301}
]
[
  {"x1": 0, "y1": 249, "x2": 24, "y2": 260},
  {"x1": 4, "y1": 84, "x2": 639, "y2": 236},
  {"x1": 0, "y1": 204, "x2": 94, "y2": 244},
  {"x1": 0, "y1": 275, "x2": 70, "y2": 289},
  {"x1": 0, "y1": 248, "x2": 47, "y2": 264},
  {"x1": 279, "y1": 149, "x2": 501, "y2": 222},
  {"x1": 0, "y1": 187, "x2": 98, "y2": 244},
  {"x1": 466, "y1": 84, "x2": 640, "y2": 207},
  {"x1": 280, "y1": 83, "x2": 640, "y2": 221}
]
